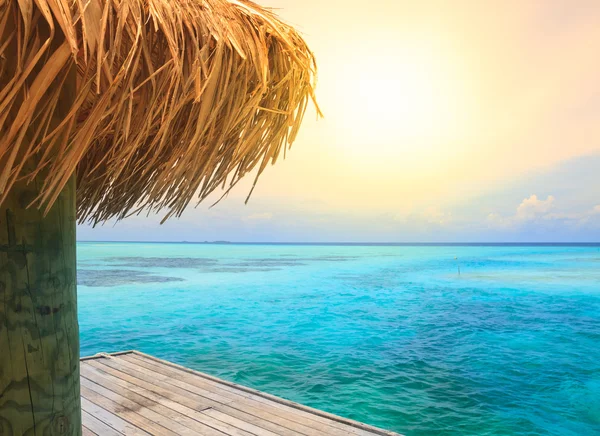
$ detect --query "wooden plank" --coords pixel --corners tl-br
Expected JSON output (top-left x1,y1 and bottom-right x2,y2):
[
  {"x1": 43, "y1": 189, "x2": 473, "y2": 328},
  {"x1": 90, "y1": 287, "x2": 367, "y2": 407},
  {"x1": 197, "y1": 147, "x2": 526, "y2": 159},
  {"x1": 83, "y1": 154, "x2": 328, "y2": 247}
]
[
  {"x1": 82, "y1": 426, "x2": 97, "y2": 436},
  {"x1": 96, "y1": 357, "x2": 231, "y2": 405},
  {"x1": 81, "y1": 410, "x2": 122, "y2": 436},
  {"x1": 131, "y1": 351, "x2": 400, "y2": 436},
  {"x1": 118, "y1": 355, "x2": 234, "y2": 404},
  {"x1": 82, "y1": 365, "x2": 228, "y2": 436},
  {"x1": 120, "y1": 355, "x2": 241, "y2": 401},
  {"x1": 209, "y1": 403, "x2": 308, "y2": 436},
  {"x1": 115, "y1": 356, "x2": 345, "y2": 436},
  {"x1": 223, "y1": 400, "x2": 351, "y2": 436},
  {"x1": 111, "y1": 356, "x2": 330, "y2": 436},
  {"x1": 82, "y1": 362, "x2": 255, "y2": 436},
  {"x1": 121, "y1": 354, "x2": 374, "y2": 436},
  {"x1": 81, "y1": 397, "x2": 150, "y2": 436},
  {"x1": 124, "y1": 353, "x2": 377, "y2": 435},
  {"x1": 85, "y1": 360, "x2": 216, "y2": 411},
  {"x1": 81, "y1": 368, "x2": 224, "y2": 435},
  {"x1": 120, "y1": 354, "x2": 372, "y2": 436},
  {"x1": 201, "y1": 408, "x2": 281, "y2": 436},
  {"x1": 82, "y1": 383, "x2": 180, "y2": 436},
  {"x1": 83, "y1": 363, "x2": 304, "y2": 436}
]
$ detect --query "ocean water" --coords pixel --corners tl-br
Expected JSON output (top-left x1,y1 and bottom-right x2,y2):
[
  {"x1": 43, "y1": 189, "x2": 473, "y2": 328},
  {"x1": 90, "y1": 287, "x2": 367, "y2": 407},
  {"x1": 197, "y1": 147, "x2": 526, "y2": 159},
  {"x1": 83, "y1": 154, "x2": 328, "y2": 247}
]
[{"x1": 77, "y1": 243, "x2": 600, "y2": 435}]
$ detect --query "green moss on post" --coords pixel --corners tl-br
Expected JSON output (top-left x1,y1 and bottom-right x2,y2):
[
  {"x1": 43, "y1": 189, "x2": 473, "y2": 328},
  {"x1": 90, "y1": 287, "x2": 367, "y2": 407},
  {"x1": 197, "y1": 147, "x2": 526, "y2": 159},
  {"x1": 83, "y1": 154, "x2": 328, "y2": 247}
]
[{"x1": 0, "y1": 174, "x2": 81, "y2": 435}]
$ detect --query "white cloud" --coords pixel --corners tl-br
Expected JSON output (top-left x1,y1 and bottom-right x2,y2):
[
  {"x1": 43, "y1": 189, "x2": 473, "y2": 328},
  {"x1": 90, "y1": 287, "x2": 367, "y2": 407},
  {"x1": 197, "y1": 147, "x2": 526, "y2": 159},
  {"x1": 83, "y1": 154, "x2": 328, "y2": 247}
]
[
  {"x1": 487, "y1": 194, "x2": 555, "y2": 229},
  {"x1": 487, "y1": 195, "x2": 600, "y2": 231},
  {"x1": 515, "y1": 195, "x2": 555, "y2": 220}
]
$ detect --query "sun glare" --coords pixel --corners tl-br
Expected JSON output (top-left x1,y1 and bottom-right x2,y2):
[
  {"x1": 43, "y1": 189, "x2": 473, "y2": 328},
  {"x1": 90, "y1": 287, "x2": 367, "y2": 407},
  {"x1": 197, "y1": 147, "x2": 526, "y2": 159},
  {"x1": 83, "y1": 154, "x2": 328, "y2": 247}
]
[
  {"x1": 356, "y1": 67, "x2": 439, "y2": 136},
  {"x1": 330, "y1": 44, "x2": 469, "y2": 160}
]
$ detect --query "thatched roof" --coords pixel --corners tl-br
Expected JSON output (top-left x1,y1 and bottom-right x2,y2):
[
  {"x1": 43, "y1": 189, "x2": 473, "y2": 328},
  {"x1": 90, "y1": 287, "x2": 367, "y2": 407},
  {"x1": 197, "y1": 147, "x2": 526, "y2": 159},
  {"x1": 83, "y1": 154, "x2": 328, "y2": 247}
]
[{"x1": 0, "y1": 0, "x2": 319, "y2": 224}]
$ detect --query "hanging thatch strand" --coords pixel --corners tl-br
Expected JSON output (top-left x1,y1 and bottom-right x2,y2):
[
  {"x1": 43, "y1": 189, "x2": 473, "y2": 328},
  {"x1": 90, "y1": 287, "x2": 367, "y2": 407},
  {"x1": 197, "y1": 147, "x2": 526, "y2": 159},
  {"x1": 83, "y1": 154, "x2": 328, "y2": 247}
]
[{"x1": 0, "y1": 0, "x2": 319, "y2": 225}]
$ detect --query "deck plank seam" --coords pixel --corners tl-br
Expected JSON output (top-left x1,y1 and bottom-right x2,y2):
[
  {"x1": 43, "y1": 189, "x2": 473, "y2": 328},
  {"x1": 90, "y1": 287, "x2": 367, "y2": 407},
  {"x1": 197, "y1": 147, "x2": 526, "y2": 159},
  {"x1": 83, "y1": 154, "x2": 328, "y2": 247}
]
[
  {"x1": 98, "y1": 356, "x2": 239, "y2": 408},
  {"x1": 200, "y1": 407, "x2": 285, "y2": 436},
  {"x1": 92, "y1": 358, "x2": 354, "y2": 436},
  {"x1": 115, "y1": 361, "x2": 311, "y2": 436},
  {"x1": 210, "y1": 404, "x2": 309, "y2": 436},
  {"x1": 83, "y1": 386, "x2": 174, "y2": 435},
  {"x1": 128, "y1": 350, "x2": 399, "y2": 436},
  {"x1": 121, "y1": 354, "x2": 373, "y2": 436},
  {"x1": 82, "y1": 396, "x2": 150, "y2": 435},
  {"x1": 83, "y1": 362, "x2": 218, "y2": 416},
  {"x1": 92, "y1": 358, "x2": 238, "y2": 415},
  {"x1": 86, "y1": 367, "x2": 220, "y2": 418},
  {"x1": 82, "y1": 371, "x2": 206, "y2": 434},
  {"x1": 84, "y1": 362, "x2": 261, "y2": 436},
  {"x1": 82, "y1": 377, "x2": 192, "y2": 436},
  {"x1": 114, "y1": 355, "x2": 351, "y2": 436},
  {"x1": 86, "y1": 361, "x2": 279, "y2": 436},
  {"x1": 82, "y1": 366, "x2": 232, "y2": 436},
  {"x1": 82, "y1": 409, "x2": 124, "y2": 436}
]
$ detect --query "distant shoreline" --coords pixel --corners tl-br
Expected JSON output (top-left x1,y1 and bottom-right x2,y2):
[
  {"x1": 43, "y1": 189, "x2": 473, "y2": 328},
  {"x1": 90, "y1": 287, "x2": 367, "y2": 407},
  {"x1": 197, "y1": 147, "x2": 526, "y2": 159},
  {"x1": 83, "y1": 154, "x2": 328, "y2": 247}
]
[{"x1": 76, "y1": 241, "x2": 600, "y2": 247}]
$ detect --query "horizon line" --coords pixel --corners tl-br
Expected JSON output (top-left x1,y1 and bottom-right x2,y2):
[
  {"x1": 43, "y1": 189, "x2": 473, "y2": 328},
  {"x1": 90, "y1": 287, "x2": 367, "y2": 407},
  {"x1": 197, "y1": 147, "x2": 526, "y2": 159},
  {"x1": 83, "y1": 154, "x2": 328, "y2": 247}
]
[{"x1": 76, "y1": 240, "x2": 600, "y2": 246}]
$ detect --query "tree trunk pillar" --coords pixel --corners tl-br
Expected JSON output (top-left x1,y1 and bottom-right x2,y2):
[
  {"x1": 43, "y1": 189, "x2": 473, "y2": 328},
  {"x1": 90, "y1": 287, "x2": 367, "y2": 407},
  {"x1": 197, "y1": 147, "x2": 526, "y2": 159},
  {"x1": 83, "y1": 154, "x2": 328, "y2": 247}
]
[{"x1": 0, "y1": 175, "x2": 80, "y2": 435}]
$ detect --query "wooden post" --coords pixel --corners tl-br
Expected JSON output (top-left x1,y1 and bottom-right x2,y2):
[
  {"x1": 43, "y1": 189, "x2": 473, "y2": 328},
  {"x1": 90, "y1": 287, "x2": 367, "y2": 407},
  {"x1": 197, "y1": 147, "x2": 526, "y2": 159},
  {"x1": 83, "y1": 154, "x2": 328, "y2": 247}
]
[{"x1": 0, "y1": 174, "x2": 81, "y2": 435}]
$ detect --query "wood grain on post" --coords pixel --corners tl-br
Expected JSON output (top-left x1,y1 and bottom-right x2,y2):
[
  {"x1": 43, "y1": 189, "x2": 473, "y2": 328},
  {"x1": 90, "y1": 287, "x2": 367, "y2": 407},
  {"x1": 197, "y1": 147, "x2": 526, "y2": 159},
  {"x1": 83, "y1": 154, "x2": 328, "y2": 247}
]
[{"x1": 0, "y1": 174, "x2": 81, "y2": 435}]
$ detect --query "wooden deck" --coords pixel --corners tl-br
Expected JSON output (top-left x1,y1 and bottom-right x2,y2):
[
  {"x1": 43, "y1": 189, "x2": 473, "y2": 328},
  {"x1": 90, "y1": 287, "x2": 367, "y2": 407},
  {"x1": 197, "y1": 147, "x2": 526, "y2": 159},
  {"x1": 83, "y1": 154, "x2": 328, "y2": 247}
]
[{"x1": 80, "y1": 351, "x2": 401, "y2": 436}]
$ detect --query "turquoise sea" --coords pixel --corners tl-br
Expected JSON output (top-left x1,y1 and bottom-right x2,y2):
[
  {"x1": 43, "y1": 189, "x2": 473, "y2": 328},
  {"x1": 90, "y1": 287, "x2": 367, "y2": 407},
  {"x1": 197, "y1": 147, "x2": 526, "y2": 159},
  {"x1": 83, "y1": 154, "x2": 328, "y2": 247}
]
[{"x1": 77, "y1": 243, "x2": 600, "y2": 435}]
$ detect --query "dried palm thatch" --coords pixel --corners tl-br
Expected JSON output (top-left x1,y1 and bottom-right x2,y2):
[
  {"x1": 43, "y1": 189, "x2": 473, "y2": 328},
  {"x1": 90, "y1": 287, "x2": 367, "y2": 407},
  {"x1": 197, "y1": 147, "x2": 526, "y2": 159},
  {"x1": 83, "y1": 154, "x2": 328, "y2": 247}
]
[{"x1": 0, "y1": 0, "x2": 319, "y2": 225}]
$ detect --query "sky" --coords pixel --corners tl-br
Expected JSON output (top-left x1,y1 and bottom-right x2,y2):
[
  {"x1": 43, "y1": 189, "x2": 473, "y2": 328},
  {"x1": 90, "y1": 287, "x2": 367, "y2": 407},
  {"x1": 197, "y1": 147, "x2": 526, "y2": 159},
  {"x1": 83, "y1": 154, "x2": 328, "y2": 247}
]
[{"x1": 79, "y1": 0, "x2": 600, "y2": 242}]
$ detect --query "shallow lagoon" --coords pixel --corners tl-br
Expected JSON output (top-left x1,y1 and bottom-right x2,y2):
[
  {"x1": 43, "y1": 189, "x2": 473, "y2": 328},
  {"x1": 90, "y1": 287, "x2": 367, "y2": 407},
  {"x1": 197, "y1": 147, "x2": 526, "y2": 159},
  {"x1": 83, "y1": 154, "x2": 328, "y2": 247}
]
[{"x1": 78, "y1": 243, "x2": 600, "y2": 435}]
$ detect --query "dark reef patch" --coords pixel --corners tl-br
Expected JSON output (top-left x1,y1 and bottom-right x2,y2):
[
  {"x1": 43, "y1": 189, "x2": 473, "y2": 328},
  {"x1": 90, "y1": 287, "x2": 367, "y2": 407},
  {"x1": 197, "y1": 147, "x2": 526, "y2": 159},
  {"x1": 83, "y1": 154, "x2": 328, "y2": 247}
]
[
  {"x1": 204, "y1": 267, "x2": 280, "y2": 273},
  {"x1": 78, "y1": 254, "x2": 360, "y2": 277},
  {"x1": 105, "y1": 257, "x2": 219, "y2": 268},
  {"x1": 227, "y1": 255, "x2": 359, "y2": 268},
  {"x1": 230, "y1": 259, "x2": 306, "y2": 267},
  {"x1": 77, "y1": 269, "x2": 185, "y2": 287}
]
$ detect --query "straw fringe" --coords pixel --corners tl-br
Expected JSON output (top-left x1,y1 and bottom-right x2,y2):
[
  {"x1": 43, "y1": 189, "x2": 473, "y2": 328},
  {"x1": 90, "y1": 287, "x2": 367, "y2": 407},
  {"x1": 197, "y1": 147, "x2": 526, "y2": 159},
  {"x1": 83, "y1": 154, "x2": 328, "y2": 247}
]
[{"x1": 0, "y1": 0, "x2": 319, "y2": 224}]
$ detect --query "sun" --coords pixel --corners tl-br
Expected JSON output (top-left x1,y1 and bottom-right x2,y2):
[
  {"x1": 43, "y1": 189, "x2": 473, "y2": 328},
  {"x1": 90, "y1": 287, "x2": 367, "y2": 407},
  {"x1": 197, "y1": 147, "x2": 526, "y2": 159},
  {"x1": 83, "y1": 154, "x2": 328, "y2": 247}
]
[
  {"x1": 354, "y1": 66, "x2": 441, "y2": 138},
  {"x1": 329, "y1": 44, "x2": 469, "y2": 158}
]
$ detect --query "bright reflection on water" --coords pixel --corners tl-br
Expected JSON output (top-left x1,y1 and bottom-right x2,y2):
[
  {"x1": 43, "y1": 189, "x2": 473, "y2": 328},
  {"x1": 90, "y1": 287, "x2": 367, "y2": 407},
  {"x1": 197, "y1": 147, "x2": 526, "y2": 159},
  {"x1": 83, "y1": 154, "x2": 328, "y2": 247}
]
[{"x1": 78, "y1": 243, "x2": 600, "y2": 435}]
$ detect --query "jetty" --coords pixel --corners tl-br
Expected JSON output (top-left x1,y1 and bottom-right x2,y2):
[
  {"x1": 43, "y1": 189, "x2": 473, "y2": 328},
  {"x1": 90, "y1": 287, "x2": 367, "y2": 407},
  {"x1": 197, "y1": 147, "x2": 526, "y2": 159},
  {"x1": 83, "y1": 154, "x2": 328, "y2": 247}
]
[{"x1": 80, "y1": 351, "x2": 401, "y2": 435}]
